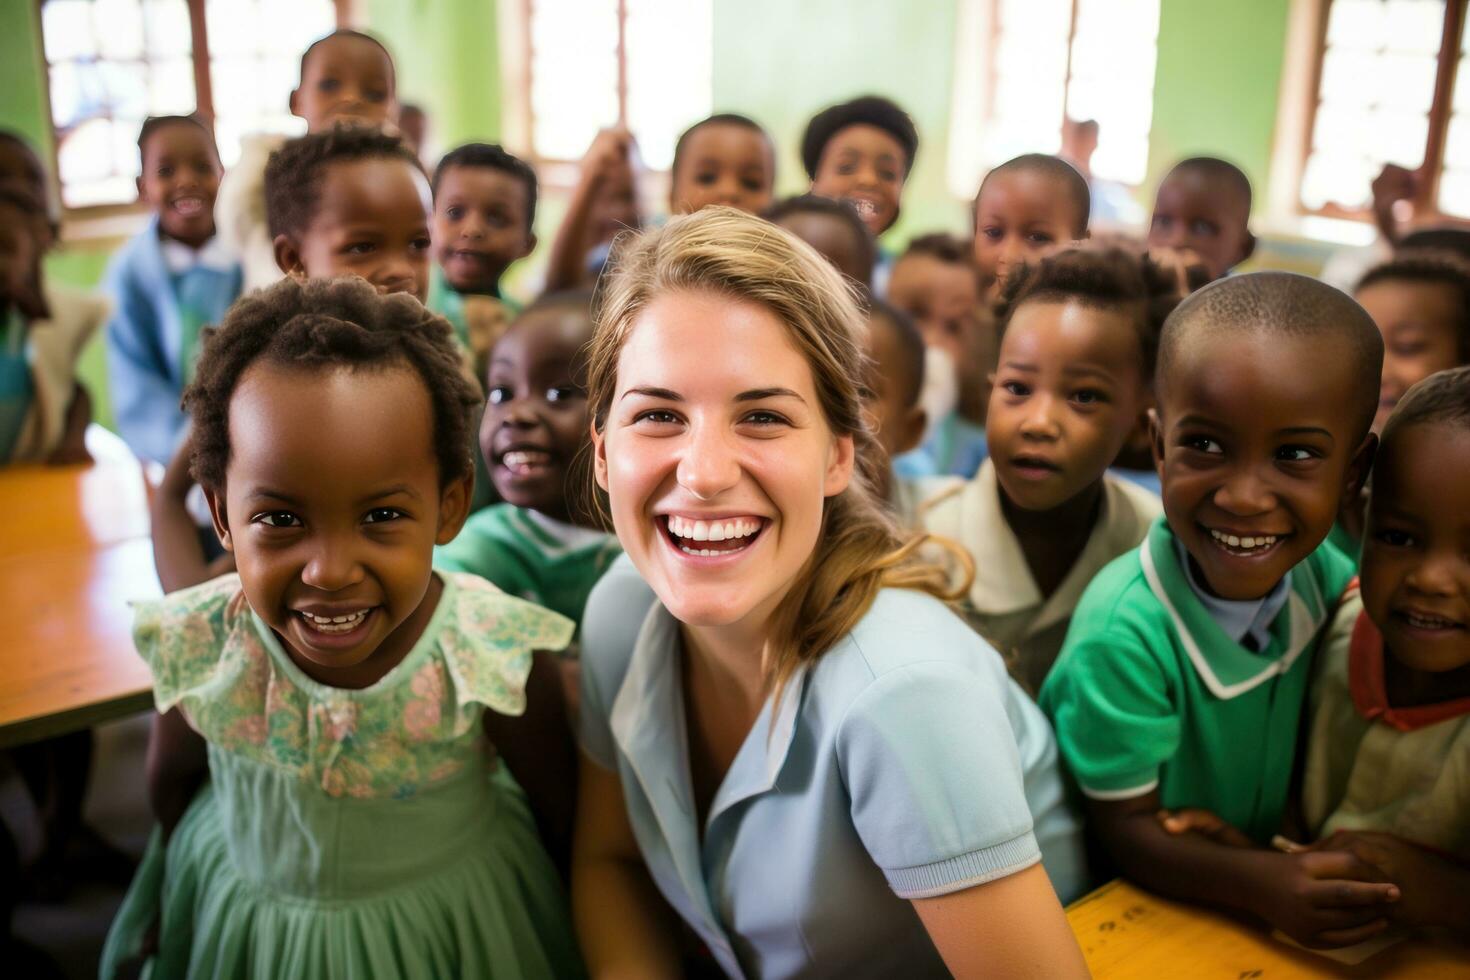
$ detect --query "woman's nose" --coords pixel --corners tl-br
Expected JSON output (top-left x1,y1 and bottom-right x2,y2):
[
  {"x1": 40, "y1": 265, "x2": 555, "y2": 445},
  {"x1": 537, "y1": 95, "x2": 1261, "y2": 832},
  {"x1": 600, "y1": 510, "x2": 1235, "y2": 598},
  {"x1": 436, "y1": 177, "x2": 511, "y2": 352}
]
[{"x1": 676, "y1": 422, "x2": 741, "y2": 500}]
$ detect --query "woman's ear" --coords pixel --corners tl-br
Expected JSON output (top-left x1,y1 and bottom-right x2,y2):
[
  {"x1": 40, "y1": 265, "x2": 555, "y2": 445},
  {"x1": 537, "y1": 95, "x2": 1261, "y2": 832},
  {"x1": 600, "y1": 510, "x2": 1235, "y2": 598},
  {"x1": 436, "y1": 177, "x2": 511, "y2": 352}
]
[
  {"x1": 590, "y1": 421, "x2": 610, "y2": 492},
  {"x1": 824, "y1": 433, "x2": 856, "y2": 497}
]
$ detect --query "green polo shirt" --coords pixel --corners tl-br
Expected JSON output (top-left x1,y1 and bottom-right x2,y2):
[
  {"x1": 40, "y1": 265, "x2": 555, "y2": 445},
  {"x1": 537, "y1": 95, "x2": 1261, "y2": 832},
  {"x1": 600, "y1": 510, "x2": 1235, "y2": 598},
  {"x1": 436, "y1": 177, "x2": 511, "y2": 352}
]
[{"x1": 1039, "y1": 517, "x2": 1355, "y2": 843}]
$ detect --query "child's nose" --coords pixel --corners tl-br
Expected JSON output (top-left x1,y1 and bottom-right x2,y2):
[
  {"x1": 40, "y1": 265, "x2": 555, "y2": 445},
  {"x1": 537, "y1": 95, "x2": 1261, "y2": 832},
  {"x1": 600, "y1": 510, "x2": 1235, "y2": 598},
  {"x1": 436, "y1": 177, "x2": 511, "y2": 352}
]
[
  {"x1": 1404, "y1": 550, "x2": 1460, "y2": 596},
  {"x1": 1213, "y1": 466, "x2": 1275, "y2": 515},
  {"x1": 301, "y1": 539, "x2": 366, "y2": 592},
  {"x1": 1018, "y1": 393, "x2": 1062, "y2": 439}
]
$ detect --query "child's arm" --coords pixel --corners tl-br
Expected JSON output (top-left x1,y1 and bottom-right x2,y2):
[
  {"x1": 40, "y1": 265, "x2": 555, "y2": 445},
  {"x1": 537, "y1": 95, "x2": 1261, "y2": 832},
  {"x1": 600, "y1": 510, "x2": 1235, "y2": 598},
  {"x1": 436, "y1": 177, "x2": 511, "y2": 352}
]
[
  {"x1": 146, "y1": 707, "x2": 207, "y2": 843},
  {"x1": 572, "y1": 751, "x2": 683, "y2": 979},
  {"x1": 543, "y1": 129, "x2": 634, "y2": 292},
  {"x1": 1089, "y1": 791, "x2": 1401, "y2": 948},
  {"x1": 481, "y1": 648, "x2": 576, "y2": 872},
  {"x1": 150, "y1": 429, "x2": 233, "y2": 592},
  {"x1": 1309, "y1": 830, "x2": 1470, "y2": 938},
  {"x1": 44, "y1": 382, "x2": 92, "y2": 466}
]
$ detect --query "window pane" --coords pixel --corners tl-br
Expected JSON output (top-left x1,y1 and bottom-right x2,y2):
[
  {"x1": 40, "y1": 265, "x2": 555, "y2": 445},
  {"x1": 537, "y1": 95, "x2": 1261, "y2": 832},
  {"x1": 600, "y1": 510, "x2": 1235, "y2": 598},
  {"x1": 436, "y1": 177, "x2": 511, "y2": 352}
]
[
  {"x1": 1437, "y1": 168, "x2": 1470, "y2": 216},
  {"x1": 95, "y1": 0, "x2": 146, "y2": 61},
  {"x1": 42, "y1": 1, "x2": 97, "y2": 62},
  {"x1": 149, "y1": 57, "x2": 196, "y2": 115},
  {"x1": 143, "y1": 0, "x2": 192, "y2": 58},
  {"x1": 624, "y1": 0, "x2": 712, "y2": 171},
  {"x1": 529, "y1": 0, "x2": 620, "y2": 160},
  {"x1": 1302, "y1": 0, "x2": 1444, "y2": 210},
  {"x1": 1070, "y1": 0, "x2": 1158, "y2": 183}
]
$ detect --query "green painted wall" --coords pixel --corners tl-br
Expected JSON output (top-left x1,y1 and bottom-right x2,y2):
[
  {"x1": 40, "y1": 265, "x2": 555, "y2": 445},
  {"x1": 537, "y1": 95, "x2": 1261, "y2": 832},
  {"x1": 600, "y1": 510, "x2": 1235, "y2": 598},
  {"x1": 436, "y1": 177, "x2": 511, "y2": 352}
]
[
  {"x1": 1147, "y1": 0, "x2": 1291, "y2": 216},
  {"x1": 712, "y1": 0, "x2": 965, "y2": 246},
  {"x1": 0, "y1": 1, "x2": 53, "y2": 164},
  {"x1": 365, "y1": 0, "x2": 503, "y2": 148}
]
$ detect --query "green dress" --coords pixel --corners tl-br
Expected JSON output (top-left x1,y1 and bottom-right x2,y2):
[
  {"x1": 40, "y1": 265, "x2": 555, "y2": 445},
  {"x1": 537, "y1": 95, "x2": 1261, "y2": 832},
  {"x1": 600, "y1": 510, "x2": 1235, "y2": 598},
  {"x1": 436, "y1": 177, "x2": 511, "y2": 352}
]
[{"x1": 100, "y1": 572, "x2": 585, "y2": 979}]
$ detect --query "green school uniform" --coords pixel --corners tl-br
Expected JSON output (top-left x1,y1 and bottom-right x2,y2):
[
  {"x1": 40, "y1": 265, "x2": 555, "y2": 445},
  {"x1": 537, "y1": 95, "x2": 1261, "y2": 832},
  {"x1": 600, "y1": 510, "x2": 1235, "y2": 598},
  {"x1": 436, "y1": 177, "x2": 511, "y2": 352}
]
[
  {"x1": 0, "y1": 311, "x2": 34, "y2": 462},
  {"x1": 1039, "y1": 518, "x2": 1355, "y2": 843},
  {"x1": 434, "y1": 503, "x2": 621, "y2": 633}
]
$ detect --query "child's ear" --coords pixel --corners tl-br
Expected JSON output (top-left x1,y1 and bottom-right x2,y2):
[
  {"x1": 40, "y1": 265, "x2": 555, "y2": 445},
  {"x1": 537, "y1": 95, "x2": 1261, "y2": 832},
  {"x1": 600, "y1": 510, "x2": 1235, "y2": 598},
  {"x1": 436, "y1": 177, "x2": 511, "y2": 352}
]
[
  {"x1": 204, "y1": 486, "x2": 234, "y2": 553},
  {"x1": 1343, "y1": 431, "x2": 1378, "y2": 502},
  {"x1": 896, "y1": 406, "x2": 927, "y2": 457},
  {"x1": 1148, "y1": 407, "x2": 1166, "y2": 476},
  {"x1": 273, "y1": 234, "x2": 306, "y2": 280},
  {"x1": 1238, "y1": 230, "x2": 1257, "y2": 267},
  {"x1": 591, "y1": 421, "x2": 610, "y2": 492},
  {"x1": 288, "y1": 87, "x2": 303, "y2": 120},
  {"x1": 135, "y1": 175, "x2": 145, "y2": 201},
  {"x1": 518, "y1": 230, "x2": 538, "y2": 261},
  {"x1": 434, "y1": 473, "x2": 476, "y2": 545}
]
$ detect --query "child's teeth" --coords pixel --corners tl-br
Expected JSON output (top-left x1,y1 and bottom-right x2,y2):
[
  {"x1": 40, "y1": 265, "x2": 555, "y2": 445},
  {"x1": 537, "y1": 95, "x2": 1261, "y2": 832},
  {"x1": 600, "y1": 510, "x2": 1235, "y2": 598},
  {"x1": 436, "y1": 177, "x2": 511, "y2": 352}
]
[
  {"x1": 1209, "y1": 529, "x2": 1278, "y2": 551},
  {"x1": 300, "y1": 609, "x2": 369, "y2": 634}
]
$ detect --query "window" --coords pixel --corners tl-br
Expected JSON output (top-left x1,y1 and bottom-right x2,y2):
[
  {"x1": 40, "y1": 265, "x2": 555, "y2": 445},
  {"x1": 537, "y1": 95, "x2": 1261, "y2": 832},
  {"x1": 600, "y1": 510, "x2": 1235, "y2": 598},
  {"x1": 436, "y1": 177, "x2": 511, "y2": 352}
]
[
  {"x1": 1298, "y1": 0, "x2": 1470, "y2": 217},
  {"x1": 516, "y1": 0, "x2": 712, "y2": 171},
  {"x1": 40, "y1": 0, "x2": 341, "y2": 210},
  {"x1": 947, "y1": 0, "x2": 1160, "y2": 199}
]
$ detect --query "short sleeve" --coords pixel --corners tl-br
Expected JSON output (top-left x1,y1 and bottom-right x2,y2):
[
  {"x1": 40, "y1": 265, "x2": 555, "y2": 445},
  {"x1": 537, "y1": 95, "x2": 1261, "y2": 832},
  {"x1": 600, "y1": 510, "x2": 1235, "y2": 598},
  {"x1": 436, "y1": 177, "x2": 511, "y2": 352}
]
[
  {"x1": 578, "y1": 557, "x2": 658, "y2": 769},
  {"x1": 439, "y1": 573, "x2": 574, "y2": 733},
  {"x1": 130, "y1": 575, "x2": 244, "y2": 715},
  {"x1": 836, "y1": 661, "x2": 1040, "y2": 899},
  {"x1": 1040, "y1": 628, "x2": 1180, "y2": 800}
]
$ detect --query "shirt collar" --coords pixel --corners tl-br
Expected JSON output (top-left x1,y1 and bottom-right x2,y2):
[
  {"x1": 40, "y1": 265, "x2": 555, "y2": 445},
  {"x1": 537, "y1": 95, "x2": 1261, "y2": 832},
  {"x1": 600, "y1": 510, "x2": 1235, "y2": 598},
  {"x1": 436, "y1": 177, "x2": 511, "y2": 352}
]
[
  {"x1": 159, "y1": 231, "x2": 235, "y2": 275},
  {"x1": 522, "y1": 507, "x2": 616, "y2": 552},
  {"x1": 1142, "y1": 519, "x2": 1325, "y2": 699},
  {"x1": 1348, "y1": 608, "x2": 1470, "y2": 731},
  {"x1": 1177, "y1": 536, "x2": 1292, "y2": 652}
]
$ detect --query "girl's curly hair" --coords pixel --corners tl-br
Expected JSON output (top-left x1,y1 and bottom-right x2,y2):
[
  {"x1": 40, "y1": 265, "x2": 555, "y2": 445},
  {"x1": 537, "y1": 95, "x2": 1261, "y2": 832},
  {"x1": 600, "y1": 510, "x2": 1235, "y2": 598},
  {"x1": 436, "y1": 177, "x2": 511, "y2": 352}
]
[{"x1": 184, "y1": 277, "x2": 481, "y2": 490}]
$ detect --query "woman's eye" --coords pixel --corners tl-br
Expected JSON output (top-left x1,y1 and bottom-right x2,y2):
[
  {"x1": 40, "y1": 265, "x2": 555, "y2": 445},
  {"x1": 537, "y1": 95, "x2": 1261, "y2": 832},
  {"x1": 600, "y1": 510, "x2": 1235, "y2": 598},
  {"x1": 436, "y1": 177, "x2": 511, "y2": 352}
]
[
  {"x1": 1376, "y1": 528, "x2": 1416, "y2": 548},
  {"x1": 1183, "y1": 436, "x2": 1223, "y2": 454},
  {"x1": 255, "y1": 511, "x2": 301, "y2": 528},
  {"x1": 634, "y1": 409, "x2": 680, "y2": 425},
  {"x1": 364, "y1": 508, "x2": 403, "y2": 524},
  {"x1": 741, "y1": 410, "x2": 787, "y2": 426}
]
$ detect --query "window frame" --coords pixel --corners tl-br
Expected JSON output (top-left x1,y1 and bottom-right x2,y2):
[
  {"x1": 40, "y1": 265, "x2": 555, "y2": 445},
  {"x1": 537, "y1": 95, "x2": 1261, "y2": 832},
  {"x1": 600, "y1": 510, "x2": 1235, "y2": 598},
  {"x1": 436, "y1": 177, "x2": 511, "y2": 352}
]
[
  {"x1": 35, "y1": 0, "x2": 353, "y2": 223},
  {"x1": 1296, "y1": 0, "x2": 1466, "y2": 221}
]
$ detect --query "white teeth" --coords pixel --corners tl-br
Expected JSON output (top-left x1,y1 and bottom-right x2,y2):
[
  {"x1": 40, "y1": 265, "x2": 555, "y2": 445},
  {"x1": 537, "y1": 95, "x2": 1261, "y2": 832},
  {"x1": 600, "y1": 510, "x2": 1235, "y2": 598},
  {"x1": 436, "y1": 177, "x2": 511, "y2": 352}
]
[
  {"x1": 847, "y1": 198, "x2": 877, "y2": 217},
  {"x1": 1405, "y1": 612, "x2": 1456, "y2": 630},
  {"x1": 502, "y1": 450, "x2": 550, "y2": 473},
  {"x1": 666, "y1": 516, "x2": 762, "y2": 545},
  {"x1": 1209, "y1": 529, "x2": 1278, "y2": 552},
  {"x1": 299, "y1": 609, "x2": 369, "y2": 634}
]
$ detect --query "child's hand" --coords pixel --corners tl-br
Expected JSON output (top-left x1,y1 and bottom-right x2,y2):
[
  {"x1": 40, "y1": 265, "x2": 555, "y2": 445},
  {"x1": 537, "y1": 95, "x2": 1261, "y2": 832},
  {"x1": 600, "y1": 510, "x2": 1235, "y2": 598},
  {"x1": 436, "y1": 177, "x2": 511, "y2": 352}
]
[
  {"x1": 581, "y1": 128, "x2": 633, "y2": 186},
  {"x1": 1307, "y1": 830, "x2": 1470, "y2": 932},
  {"x1": 1249, "y1": 849, "x2": 1400, "y2": 948},
  {"x1": 1155, "y1": 807, "x2": 1254, "y2": 848},
  {"x1": 1370, "y1": 164, "x2": 1418, "y2": 243}
]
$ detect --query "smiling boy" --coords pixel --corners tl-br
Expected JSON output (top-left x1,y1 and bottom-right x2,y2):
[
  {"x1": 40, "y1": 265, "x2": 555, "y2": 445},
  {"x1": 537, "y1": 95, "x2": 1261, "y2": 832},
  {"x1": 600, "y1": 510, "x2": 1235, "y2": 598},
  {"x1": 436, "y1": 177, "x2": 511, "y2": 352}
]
[{"x1": 1040, "y1": 273, "x2": 1396, "y2": 948}]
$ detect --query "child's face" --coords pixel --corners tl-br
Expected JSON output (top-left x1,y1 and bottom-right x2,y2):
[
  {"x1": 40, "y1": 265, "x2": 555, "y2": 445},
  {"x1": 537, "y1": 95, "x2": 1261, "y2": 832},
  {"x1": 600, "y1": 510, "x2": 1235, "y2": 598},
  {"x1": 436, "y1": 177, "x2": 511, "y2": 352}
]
[
  {"x1": 669, "y1": 123, "x2": 774, "y2": 216},
  {"x1": 0, "y1": 203, "x2": 39, "y2": 310},
  {"x1": 988, "y1": 300, "x2": 1146, "y2": 512},
  {"x1": 137, "y1": 123, "x2": 222, "y2": 249},
  {"x1": 291, "y1": 35, "x2": 397, "y2": 133},
  {"x1": 209, "y1": 361, "x2": 470, "y2": 678},
  {"x1": 974, "y1": 172, "x2": 1081, "y2": 297},
  {"x1": 887, "y1": 253, "x2": 981, "y2": 359},
  {"x1": 593, "y1": 289, "x2": 854, "y2": 631},
  {"x1": 1362, "y1": 421, "x2": 1470, "y2": 673},
  {"x1": 863, "y1": 316, "x2": 926, "y2": 466},
  {"x1": 1148, "y1": 171, "x2": 1252, "y2": 282},
  {"x1": 481, "y1": 307, "x2": 593, "y2": 522},
  {"x1": 590, "y1": 158, "x2": 638, "y2": 244},
  {"x1": 1356, "y1": 278, "x2": 1465, "y2": 433},
  {"x1": 810, "y1": 124, "x2": 906, "y2": 236},
  {"x1": 432, "y1": 164, "x2": 536, "y2": 295},
  {"x1": 277, "y1": 158, "x2": 432, "y2": 301},
  {"x1": 1153, "y1": 331, "x2": 1373, "y2": 600},
  {"x1": 772, "y1": 211, "x2": 871, "y2": 286}
]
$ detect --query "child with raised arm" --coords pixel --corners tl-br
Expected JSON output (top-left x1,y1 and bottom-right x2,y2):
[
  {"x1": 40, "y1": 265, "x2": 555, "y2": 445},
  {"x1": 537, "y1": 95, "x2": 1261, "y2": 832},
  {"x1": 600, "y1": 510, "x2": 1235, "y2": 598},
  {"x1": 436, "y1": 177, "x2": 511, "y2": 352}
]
[
  {"x1": 216, "y1": 30, "x2": 399, "y2": 291},
  {"x1": 151, "y1": 127, "x2": 437, "y2": 593},
  {"x1": 1040, "y1": 273, "x2": 1397, "y2": 950},
  {"x1": 1297, "y1": 367, "x2": 1470, "y2": 941},
  {"x1": 542, "y1": 128, "x2": 642, "y2": 292},
  {"x1": 427, "y1": 143, "x2": 538, "y2": 373},
  {"x1": 921, "y1": 248, "x2": 1166, "y2": 693},
  {"x1": 101, "y1": 278, "x2": 582, "y2": 979},
  {"x1": 435, "y1": 290, "x2": 620, "y2": 631},
  {"x1": 106, "y1": 115, "x2": 240, "y2": 464},
  {"x1": 973, "y1": 153, "x2": 1090, "y2": 300}
]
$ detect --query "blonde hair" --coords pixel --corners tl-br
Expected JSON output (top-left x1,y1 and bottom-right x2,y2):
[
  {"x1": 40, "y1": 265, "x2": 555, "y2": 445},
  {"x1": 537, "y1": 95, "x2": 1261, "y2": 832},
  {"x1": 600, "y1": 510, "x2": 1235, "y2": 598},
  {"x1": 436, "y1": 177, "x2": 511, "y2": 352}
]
[{"x1": 587, "y1": 206, "x2": 971, "y2": 695}]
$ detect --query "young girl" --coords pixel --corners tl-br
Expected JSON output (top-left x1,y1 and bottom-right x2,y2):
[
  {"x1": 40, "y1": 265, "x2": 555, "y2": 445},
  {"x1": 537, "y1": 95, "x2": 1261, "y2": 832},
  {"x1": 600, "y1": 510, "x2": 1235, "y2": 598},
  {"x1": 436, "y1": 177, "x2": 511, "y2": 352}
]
[
  {"x1": 574, "y1": 208, "x2": 1087, "y2": 978},
  {"x1": 435, "y1": 289, "x2": 620, "y2": 631},
  {"x1": 101, "y1": 277, "x2": 582, "y2": 978}
]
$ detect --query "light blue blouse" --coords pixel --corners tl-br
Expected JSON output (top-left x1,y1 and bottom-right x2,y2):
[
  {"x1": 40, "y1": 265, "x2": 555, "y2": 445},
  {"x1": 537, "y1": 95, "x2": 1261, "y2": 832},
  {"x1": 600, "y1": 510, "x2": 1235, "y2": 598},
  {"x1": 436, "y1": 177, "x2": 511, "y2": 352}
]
[{"x1": 580, "y1": 571, "x2": 1087, "y2": 980}]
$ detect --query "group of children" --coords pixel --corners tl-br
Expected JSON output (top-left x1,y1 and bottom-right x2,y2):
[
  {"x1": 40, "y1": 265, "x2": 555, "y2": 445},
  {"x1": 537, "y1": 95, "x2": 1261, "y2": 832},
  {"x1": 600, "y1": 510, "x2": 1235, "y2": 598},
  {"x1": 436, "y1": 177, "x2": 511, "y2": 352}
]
[{"x1": 1, "y1": 22, "x2": 1467, "y2": 976}]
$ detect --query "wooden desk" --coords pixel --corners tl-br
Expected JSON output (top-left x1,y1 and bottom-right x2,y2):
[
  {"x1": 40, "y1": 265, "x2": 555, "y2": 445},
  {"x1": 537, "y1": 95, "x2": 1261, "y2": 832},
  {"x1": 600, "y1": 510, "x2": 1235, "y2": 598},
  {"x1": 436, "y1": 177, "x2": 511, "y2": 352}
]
[
  {"x1": 0, "y1": 436, "x2": 160, "y2": 747},
  {"x1": 1067, "y1": 878, "x2": 1470, "y2": 978}
]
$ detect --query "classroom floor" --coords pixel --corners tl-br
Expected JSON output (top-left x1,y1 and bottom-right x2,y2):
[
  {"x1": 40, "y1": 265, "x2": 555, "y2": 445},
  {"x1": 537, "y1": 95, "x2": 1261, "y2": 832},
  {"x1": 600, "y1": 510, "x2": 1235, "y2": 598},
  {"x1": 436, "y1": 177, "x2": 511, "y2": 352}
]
[{"x1": 4, "y1": 715, "x2": 152, "y2": 980}]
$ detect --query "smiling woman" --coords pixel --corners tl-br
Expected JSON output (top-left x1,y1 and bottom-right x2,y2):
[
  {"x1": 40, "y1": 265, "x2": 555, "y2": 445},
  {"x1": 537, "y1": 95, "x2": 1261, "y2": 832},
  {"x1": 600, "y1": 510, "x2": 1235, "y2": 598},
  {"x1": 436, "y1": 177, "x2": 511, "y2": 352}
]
[{"x1": 571, "y1": 207, "x2": 1091, "y2": 979}]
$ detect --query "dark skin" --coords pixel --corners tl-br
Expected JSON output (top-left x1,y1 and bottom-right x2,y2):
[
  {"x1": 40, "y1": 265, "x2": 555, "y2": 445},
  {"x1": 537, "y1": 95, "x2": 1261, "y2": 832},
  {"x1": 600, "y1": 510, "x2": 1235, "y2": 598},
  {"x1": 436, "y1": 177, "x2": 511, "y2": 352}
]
[
  {"x1": 974, "y1": 171, "x2": 1086, "y2": 298},
  {"x1": 810, "y1": 123, "x2": 906, "y2": 236},
  {"x1": 136, "y1": 122, "x2": 222, "y2": 249},
  {"x1": 150, "y1": 362, "x2": 575, "y2": 861},
  {"x1": 544, "y1": 128, "x2": 641, "y2": 292},
  {"x1": 1100, "y1": 329, "x2": 1390, "y2": 949},
  {"x1": 273, "y1": 157, "x2": 433, "y2": 302},
  {"x1": 887, "y1": 251, "x2": 991, "y2": 425},
  {"x1": 669, "y1": 122, "x2": 774, "y2": 216},
  {"x1": 771, "y1": 210, "x2": 872, "y2": 287},
  {"x1": 1165, "y1": 422, "x2": 1470, "y2": 940},
  {"x1": 862, "y1": 310, "x2": 926, "y2": 501},
  {"x1": 481, "y1": 308, "x2": 596, "y2": 525},
  {"x1": 432, "y1": 164, "x2": 536, "y2": 296},
  {"x1": 1357, "y1": 279, "x2": 1467, "y2": 435},
  {"x1": 1148, "y1": 168, "x2": 1255, "y2": 283},
  {"x1": 988, "y1": 300, "x2": 1148, "y2": 596},
  {"x1": 290, "y1": 34, "x2": 398, "y2": 134}
]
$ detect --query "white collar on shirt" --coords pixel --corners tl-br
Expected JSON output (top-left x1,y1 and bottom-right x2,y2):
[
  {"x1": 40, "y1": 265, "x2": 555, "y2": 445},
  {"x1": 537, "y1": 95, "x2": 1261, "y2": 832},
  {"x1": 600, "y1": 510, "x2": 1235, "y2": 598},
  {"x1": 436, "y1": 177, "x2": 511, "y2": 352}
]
[
  {"x1": 1175, "y1": 536, "x2": 1291, "y2": 652},
  {"x1": 160, "y1": 233, "x2": 235, "y2": 276}
]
